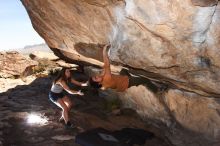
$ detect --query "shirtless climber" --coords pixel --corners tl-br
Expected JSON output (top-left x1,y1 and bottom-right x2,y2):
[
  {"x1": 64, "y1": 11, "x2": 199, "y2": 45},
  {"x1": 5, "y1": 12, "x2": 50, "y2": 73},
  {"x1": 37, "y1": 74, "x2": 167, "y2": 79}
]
[{"x1": 89, "y1": 44, "x2": 167, "y2": 93}]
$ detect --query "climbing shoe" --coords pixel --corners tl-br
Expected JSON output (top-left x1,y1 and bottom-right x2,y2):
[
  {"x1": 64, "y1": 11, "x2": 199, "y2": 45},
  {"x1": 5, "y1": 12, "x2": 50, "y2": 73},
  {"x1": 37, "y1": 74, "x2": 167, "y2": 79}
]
[{"x1": 65, "y1": 121, "x2": 76, "y2": 129}]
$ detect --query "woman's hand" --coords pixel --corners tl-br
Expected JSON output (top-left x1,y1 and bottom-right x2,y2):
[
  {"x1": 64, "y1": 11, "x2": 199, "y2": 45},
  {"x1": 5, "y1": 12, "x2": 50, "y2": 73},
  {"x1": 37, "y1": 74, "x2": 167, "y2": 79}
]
[
  {"x1": 77, "y1": 90, "x2": 84, "y2": 96},
  {"x1": 81, "y1": 81, "x2": 88, "y2": 87}
]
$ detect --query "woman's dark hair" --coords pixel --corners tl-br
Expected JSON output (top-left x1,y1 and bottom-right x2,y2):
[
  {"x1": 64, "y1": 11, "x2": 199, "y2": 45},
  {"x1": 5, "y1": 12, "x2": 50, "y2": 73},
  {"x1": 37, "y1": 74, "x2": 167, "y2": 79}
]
[
  {"x1": 89, "y1": 77, "x2": 102, "y2": 89},
  {"x1": 53, "y1": 67, "x2": 71, "y2": 84}
]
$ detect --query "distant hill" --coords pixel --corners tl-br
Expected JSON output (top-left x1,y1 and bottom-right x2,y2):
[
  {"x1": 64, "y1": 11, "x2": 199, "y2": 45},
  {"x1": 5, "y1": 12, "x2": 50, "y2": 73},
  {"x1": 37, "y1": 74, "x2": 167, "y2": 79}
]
[{"x1": 17, "y1": 43, "x2": 52, "y2": 55}]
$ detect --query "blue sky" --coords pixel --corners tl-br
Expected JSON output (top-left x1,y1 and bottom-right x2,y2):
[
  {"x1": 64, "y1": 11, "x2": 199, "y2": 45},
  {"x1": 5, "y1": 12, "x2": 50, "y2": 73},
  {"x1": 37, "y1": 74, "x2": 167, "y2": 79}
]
[{"x1": 0, "y1": 0, "x2": 44, "y2": 51}]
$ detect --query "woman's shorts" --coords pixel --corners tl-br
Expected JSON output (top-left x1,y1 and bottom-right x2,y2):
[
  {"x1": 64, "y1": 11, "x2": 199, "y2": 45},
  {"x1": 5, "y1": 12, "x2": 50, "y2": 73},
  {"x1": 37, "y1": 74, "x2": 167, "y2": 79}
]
[{"x1": 49, "y1": 91, "x2": 64, "y2": 102}]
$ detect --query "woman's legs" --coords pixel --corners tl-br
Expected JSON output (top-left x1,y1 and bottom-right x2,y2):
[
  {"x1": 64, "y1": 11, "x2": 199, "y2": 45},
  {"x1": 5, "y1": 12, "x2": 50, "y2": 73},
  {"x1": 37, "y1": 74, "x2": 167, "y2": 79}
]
[
  {"x1": 55, "y1": 96, "x2": 74, "y2": 124},
  {"x1": 62, "y1": 96, "x2": 73, "y2": 111},
  {"x1": 49, "y1": 92, "x2": 74, "y2": 127},
  {"x1": 55, "y1": 98, "x2": 70, "y2": 124}
]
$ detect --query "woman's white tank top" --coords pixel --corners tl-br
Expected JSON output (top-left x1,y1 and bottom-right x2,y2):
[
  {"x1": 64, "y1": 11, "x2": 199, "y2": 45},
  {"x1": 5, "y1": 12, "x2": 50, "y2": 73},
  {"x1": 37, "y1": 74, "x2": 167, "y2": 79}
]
[{"x1": 51, "y1": 83, "x2": 63, "y2": 93}]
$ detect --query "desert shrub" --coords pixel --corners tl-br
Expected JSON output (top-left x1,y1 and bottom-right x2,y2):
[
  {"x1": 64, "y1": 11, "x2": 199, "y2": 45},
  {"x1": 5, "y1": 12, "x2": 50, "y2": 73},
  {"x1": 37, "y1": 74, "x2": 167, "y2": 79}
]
[
  {"x1": 32, "y1": 58, "x2": 53, "y2": 74},
  {"x1": 32, "y1": 63, "x2": 46, "y2": 73},
  {"x1": 48, "y1": 67, "x2": 61, "y2": 76}
]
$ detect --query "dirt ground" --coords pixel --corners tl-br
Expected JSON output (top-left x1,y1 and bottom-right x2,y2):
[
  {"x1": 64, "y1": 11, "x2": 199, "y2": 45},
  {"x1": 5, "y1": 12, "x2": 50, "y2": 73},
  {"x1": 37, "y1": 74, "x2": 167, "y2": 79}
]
[{"x1": 0, "y1": 72, "x2": 171, "y2": 146}]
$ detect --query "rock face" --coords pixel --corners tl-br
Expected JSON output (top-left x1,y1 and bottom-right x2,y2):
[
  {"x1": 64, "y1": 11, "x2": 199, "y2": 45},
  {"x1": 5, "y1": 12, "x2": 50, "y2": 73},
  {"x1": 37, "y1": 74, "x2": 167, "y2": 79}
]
[
  {"x1": 119, "y1": 87, "x2": 220, "y2": 145},
  {"x1": 21, "y1": 0, "x2": 220, "y2": 145},
  {"x1": 165, "y1": 90, "x2": 220, "y2": 139},
  {"x1": 109, "y1": 0, "x2": 220, "y2": 97},
  {"x1": 192, "y1": 0, "x2": 219, "y2": 7},
  {"x1": 21, "y1": 0, "x2": 220, "y2": 96},
  {"x1": 0, "y1": 52, "x2": 38, "y2": 78},
  {"x1": 29, "y1": 51, "x2": 59, "y2": 60}
]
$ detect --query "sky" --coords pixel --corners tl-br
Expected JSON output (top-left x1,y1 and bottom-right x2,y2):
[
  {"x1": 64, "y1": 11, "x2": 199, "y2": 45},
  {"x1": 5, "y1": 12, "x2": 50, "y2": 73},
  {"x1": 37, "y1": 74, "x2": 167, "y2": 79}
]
[{"x1": 0, "y1": 0, "x2": 44, "y2": 51}]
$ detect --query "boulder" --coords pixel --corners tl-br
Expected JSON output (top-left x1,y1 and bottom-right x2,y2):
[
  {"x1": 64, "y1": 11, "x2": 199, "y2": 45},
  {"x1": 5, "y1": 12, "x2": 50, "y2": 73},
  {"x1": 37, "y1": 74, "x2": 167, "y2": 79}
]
[
  {"x1": 29, "y1": 51, "x2": 59, "y2": 61},
  {"x1": 21, "y1": 0, "x2": 220, "y2": 96},
  {"x1": 0, "y1": 51, "x2": 38, "y2": 78}
]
